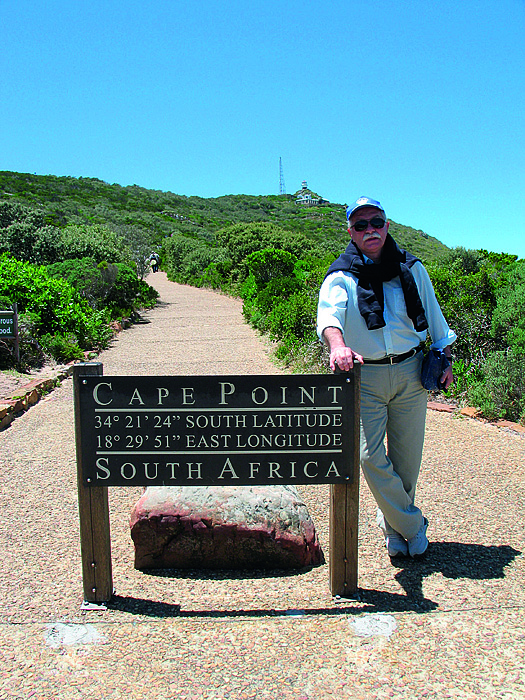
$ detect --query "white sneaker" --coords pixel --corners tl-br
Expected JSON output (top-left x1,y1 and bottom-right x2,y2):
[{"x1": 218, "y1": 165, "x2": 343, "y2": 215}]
[
  {"x1": 407, "y1": 517, "x2": 429, "y2": 557},
  {"x1": 385, "y1": 532, "x2": 408, "y2": 557}
]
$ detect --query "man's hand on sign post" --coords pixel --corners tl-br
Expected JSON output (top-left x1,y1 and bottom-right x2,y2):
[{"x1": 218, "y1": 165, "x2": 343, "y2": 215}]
[
  {"x1": 330, "y1": 347, "x2": 364, "y2": 373},
  {"x1": 323, "y1": 327, "x2": 364, "y2": 373}
]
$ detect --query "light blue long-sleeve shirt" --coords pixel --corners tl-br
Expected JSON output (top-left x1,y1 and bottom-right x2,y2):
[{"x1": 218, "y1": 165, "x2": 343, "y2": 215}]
[{"x1": 317, "y1": 261, "x2": 457, "y2": 360}]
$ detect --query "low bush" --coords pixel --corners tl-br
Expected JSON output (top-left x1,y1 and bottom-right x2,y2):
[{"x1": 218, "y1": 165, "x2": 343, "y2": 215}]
[
  {"x1": 60, "y1": 224, "x2": 130, "y2": 264},
  {"x1": 104, "y1": 262, "x2": 159, "y2": 316},
  {"x1": 162, "y1": 234, "x2": 231, "y2": 287},
  {"x1": 46, "y1": 258, "x2": 158, "y2": 317},
  {"x1": 492, "y1": 259, "x2": 525, "y2": 354},
  {"x1": 39, "y1": 332, "x2": 85, "y2": 363},
  {"x1": 0, "y1": 254, "x2": 112, "y2": 366},
  {"x1": 244, "y1": 248, "x2": 297, "y2": 284},
  {"x1": 238, "y1": 249, "x2": 323, "y2": 367},
  {"x1": 467, "y1": 349, "x2": 525, "y2": 423},
  {"x1": 0, "y1": 202, "x2": 133, "y2": 266},
  {"x1": 217, "y1": 222, "x2": 319, "y2": 280},
  {"x1": 201, "y1": 260, "x2": 235, "y2": 291},
  {"x1": 46, "y1": 258, "x2": 118, "y2": 310}
]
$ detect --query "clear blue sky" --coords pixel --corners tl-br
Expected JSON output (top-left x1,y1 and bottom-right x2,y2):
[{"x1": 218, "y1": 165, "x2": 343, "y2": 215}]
[{"x1": 2, "y1": 0, "x2": 524, "y2": 258}]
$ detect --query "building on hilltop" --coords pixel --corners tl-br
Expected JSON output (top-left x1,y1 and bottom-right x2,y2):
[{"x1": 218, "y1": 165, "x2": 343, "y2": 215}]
[{"x1": 294, "y1": 181, "x2": 328, "y2": 206}]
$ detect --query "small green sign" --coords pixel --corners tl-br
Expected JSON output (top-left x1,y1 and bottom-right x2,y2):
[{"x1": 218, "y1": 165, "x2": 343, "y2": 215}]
[{"x1": 0, "y1": 311, "x2": 15, "y2": 339}]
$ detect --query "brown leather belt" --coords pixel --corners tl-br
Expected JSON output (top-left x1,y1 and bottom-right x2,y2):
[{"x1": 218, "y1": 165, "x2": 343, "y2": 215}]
[{"x1": 362, "y1": 346, "x2": 422, "y2": 365}]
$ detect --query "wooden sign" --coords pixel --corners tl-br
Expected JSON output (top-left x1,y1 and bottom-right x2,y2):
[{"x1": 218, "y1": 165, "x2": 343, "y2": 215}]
[
  {"x1": 76, "y1": 373, "x2": 359, "y2": 487},
  {"x1": 73, "y1": 363, "x2": 361, "y2": 602}
]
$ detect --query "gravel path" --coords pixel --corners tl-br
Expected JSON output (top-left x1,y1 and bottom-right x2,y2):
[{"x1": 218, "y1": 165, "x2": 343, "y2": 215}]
[{"x1": 1, "y1": 272, "x2": 524, "y2": 699}]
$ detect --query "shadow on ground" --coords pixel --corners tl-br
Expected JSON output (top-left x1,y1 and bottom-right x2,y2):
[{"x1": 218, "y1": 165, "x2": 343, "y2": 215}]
[
  {"x1": 104, "y1": 542, "x2": 520, "y2": 619},
  {"x1": 368, "y1": 541, "x2": 521, "y2": 612},
  {"x1": 142, "y1": 567, "x2": 312, "y2": 581},
  {"x1": 105, "y1": 594, "x2": 413, "y2": 618}
]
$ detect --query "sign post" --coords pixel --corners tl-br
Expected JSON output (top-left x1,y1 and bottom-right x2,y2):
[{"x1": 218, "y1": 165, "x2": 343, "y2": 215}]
[
  {"x1": 329, "y1": 365, "x2": 361, "y2": 597},
  {"x1": 73, "y1": 363, "x2": 113, "y2": 604},
  {"x1": 73, "y1": 363, "x2": 360, "y2": 603}
]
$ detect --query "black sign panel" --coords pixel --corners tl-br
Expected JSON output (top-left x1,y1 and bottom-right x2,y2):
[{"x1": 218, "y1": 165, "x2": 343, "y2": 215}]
[
  {"x1": 77, "y1": 374, "x2": 358, "y2": 486},
  {"x1": 0, "y1": 311, "x2": 15, "y2": 338}
]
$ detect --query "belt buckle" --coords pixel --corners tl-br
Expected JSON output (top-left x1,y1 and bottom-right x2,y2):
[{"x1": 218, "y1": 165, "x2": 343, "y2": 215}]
[{"x1": 388, "y1": 355, "x2": 395, "y2": 365}]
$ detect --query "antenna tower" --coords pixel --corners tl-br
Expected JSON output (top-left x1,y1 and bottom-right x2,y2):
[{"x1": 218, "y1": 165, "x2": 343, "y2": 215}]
[{"x1": 279, "y1": 157, "x2": 286, "y2": 195}]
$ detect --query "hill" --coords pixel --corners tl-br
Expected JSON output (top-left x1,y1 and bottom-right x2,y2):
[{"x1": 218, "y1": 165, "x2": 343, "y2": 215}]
[
  {"x1": 1, "y1": 171, "x2": 524, "y2": 425},
  {"x1": 0, "y1": 171, "x2": 449, "y2": 263}
]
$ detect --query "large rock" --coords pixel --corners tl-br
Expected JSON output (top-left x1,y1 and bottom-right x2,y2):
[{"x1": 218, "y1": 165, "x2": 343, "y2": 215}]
[{"x1": 130, "y1": 485, "x2": 324, "y2": 570}]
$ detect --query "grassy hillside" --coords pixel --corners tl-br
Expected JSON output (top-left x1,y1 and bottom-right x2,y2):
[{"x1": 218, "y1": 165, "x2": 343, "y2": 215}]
[
  {"x1": 0, "y1": 171, "x2": 449, "y2": 263},
  {"x1": 2, "y1": 170, "x2": 524, "y2": 423}
]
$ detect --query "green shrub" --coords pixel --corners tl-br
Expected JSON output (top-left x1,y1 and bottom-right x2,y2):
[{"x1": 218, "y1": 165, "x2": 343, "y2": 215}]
[
  {"x1": 47, "y1": 258, "x2": 117, "y2": 309},
  {"x1": 426, "y1": 259, "x2": 499, "y2": 366},
  {"x1": 0, "y1": 202, "x2": 134, "y2": 268},
  {"x1": 162, "y1": 235, "x2": 196, "y2": 276},
  {"x1": 162, "y1": 234, "x2": 231, "y2": 287},
  {"x1": 60, "y1": 224, "x2": 130, "y2": 264},
  {"x1": 468, "y1": 350, "x2": 525, "y2": 423},
  {"x1": 238, "y1": 248, "x2": 326, "y2": 368},
  {"x1": 114, "y1": 225, "x2": 157, "y2": 279},
  {"x1": 0, "y1": 202, "x2": 62, "y2": 264},
  {"x1": 217, "y1": 222, "x2": 319, "y2": 278},
  {"x1": 245, "y1": 248, "x2": 297, "y2": 285},
  {"x1": 266, "y1": 292, "x2": 317, "y2": 342},
  {"x1": 445, "y1": 358, "x2": 482, "y2": 401},
  {"x1": 181, "y1": 247, "x2": 222, "y2": 280},
  {"x1": 254, "y1": 277, "x2": 302, "y2": 314},
  {"x1": 0, "y1": 254, "x2": 112, "y2": 357},
  {"x1": 201, "y1": 259, "x2": 235, "y2": 291},
  {"x1": 104, "y1": 263, "x2": 158, "y2": 316},
  {"x1": 492, "y1": 259, "x2": 525, "y2": 353},
  {"x1": 427, "y1": 250, "x2": 525, "y2": 418},
  {"x1": 0, "y1": 222, "x2": 63, "y2": 265},
  {"x1": 39, "y1": 333, "x2": 85, "y2": 363},
  {"x1": 46, "y1": 257, "x2": 158, "y2": 316}
]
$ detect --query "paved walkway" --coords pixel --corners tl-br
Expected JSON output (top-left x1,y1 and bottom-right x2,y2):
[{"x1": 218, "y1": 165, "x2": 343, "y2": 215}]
[{"x1": 0, "y1": 273, "x2": 524, "y2": 699}]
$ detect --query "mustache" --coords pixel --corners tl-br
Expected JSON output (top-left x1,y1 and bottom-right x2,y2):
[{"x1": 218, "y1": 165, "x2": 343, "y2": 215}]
[{"x1": 362, "y1": 232, "x2": 382, "y2": 241}]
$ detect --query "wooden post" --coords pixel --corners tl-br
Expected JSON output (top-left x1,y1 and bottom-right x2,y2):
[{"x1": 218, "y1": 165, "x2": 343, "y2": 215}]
[
  {"x1": 73, "y1": 363, "x2": 113, "y2": 603},
  {"x1": 12, "y1": 303, "x2": 20, "y2": 366},
  {"x1": 329, "y1": 365, "x2": 361, "y2": 596}
]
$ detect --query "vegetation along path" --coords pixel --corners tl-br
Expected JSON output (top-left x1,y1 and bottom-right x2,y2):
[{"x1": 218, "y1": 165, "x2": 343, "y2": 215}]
[{"x1": 0, "y1": 272, "x2": 524, "y2": 699}]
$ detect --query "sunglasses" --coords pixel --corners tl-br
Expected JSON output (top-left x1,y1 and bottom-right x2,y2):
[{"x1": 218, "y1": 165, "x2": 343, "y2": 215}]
[{"x1": 350, "y1": 217, "x2": 386, "y2": 232}]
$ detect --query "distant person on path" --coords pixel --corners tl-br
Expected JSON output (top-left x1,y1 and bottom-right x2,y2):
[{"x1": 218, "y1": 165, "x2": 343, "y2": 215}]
[
  {"x1": 149, "y1": 253, "x2": 160, "y2": 273},
  {"x1": 317, "y1": 197, "x2": 456, "y2": 558}
]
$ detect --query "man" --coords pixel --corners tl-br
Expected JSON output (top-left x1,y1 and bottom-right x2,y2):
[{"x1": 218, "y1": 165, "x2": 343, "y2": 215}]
[{"x1": 317, "y1": 197, "x2": 456, "y2": 558}]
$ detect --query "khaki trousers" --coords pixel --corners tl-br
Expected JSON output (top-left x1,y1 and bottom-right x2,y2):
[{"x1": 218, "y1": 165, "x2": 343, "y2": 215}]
[{"x1": 359, "y1": 353, "x2": 427, "y2": 540}]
